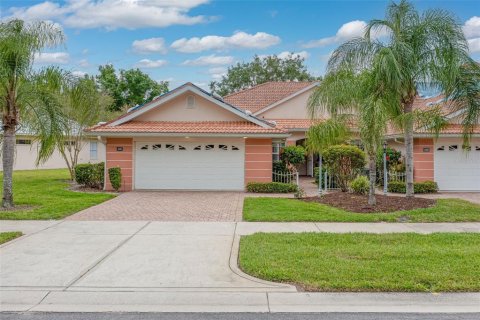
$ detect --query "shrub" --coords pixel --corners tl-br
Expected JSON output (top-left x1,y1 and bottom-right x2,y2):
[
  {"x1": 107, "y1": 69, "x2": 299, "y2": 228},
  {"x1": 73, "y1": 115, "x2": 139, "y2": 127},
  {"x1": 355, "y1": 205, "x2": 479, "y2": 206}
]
[
  {"x1": 350, "y1": 176, "x2": 370, "y2": 195},
  {"x1": 74, "y1": 162, "x2": 104, "y2": 189},
  {"x1": 247, "y1": 182, "x2": 298, "y2": 193},
  {"x1": 294, "y1": 187, "x2": 306, "y2": 199},
  {"x1": 388, "y1": 181, "x2": 438, "y2": 194},
  {"x1": 323, "y1": 145, "x2": 366, "y2": 192},
  {"x1": 108, "y1": 167, "x2": 122, "y2": 191},
  {"x1": 281, "y1": 145, "x2": 306, "y2": 169},
  {"x1": 273, "y1": 160, "x2": 288, "y2": 173}
]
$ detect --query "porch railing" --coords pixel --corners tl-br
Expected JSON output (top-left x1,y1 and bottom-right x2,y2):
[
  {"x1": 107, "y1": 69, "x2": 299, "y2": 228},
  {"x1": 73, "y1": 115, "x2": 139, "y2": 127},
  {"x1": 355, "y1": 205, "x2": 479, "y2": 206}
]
[{"x1": 273, "y1": 171, "x2": 299, "y2": 185}]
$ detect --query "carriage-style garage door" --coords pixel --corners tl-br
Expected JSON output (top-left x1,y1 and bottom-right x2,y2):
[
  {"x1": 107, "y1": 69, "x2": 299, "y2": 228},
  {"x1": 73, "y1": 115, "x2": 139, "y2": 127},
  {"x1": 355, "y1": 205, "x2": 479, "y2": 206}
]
[
  {"x1": 134, "y1": 140, "x2": 245, "y2": 190},
  {"x1": 434, "y1": 138, "x2": 480, "y2": 191}
]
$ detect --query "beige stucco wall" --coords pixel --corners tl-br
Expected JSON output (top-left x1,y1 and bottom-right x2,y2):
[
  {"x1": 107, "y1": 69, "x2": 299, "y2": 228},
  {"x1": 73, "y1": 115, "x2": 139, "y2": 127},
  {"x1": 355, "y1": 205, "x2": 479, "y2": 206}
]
[
  {"x1": 135, "y1": 92, "x2": 244, "y2": 122},
  {"x1": 2, "y1": 136, "x2": 105, "y2": 171},
  {"x1": 257, "y1": 88, "x2": 324, "y2": 119}
]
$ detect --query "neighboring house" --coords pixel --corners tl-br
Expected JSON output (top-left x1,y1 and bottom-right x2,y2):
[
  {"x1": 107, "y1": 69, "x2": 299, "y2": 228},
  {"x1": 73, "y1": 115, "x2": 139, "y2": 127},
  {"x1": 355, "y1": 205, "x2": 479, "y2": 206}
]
[
  {"x1": 1, "y1": 125, "x2": 105, "y2": 171},
  {"x1": 87, "y1": 81, "x2": 479, "y2": 192}
]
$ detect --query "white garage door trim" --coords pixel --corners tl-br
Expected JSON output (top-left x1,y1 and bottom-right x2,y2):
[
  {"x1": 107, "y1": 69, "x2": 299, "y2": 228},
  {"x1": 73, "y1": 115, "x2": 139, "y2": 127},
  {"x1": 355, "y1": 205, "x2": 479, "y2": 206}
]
[
  {"x1": 434, "y1": 138, "x2": 480, "y2": 191},
  {"x1": 134, "y1": 139, "x2": 245, "y2": 190}
]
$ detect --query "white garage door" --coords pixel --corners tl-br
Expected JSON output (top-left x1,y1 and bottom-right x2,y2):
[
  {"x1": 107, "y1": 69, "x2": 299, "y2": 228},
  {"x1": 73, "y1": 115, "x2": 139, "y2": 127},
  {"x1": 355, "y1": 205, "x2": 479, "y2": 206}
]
[
  {"x1": 134, "y1": 140, "x2": 244, "y2": 190},
  {"x1": 434, "y1": 138, "x2": 480, "y2": 191}
]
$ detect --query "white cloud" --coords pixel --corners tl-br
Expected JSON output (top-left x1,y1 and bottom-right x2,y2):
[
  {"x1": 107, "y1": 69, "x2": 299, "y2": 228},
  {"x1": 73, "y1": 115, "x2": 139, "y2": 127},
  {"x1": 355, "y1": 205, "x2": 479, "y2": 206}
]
[
  {"x1": 463, "y1": 16, "x2": 480, "y2": 39},
  {"x1": 72, "y1": 70, "x2": 87, "y2": 77},
  {"x1": 277, "y1": 51, "x2": 310, "y2": 60},
  {"x1": 34, "y1": 52, "x2": 69, "y2": 64},
  {"x1": 182, "y1": 54, "x2": 234, "y2": 66},
  {"x1": 7, "y1": 0, "x2": 210, "y2": 30},
  {"x1": 468, "y1": 38, "x2": 480, "y2": 54},
  {"x1": 132, "y1": 37, "x2": 168, "y2": 54},
  {"x1": 171, "y1": 31, "x2": 281, "y2": 53},
  {"x1": 208, "y1": 67, "x2": 227, "y2": 81},
  {"x1": 303, "y1": 20, "x2": 387, "y2": 48},
  {"x1": 135, "y1": 59, "x2": 168, "y2": 69},
  {"x1": 78, "y1": 59, "x2": 90, "y2": 67}
]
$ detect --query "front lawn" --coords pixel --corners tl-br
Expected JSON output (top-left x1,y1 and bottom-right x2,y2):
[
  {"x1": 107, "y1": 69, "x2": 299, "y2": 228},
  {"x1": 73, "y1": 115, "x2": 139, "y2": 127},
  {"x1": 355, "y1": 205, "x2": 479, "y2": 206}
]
[
  {"x1": 0, "y1": 232, "x2": 22, "y2": 244},
  {"x1": 243, "y1": 197, "x2": 480, "y2": 222},
  {"x1": 0, "y1": 169, "x2": 115, "y2": 220},
  {"x1": 239, "y1": 232, "x2": 480, "y2": 292}
]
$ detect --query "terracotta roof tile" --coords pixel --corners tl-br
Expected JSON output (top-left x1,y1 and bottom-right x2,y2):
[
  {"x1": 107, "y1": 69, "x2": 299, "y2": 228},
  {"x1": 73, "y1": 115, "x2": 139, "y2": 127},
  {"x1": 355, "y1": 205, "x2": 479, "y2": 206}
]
[
  {"x1": 223, "y1": 81, "x2": 317, "y2": 113},
  {"x1": 87, "y1": 121, "x2": 287, "y2": 134},
  {"x1": 271, "y1": 119, "x2": 321, "y2": 130}
]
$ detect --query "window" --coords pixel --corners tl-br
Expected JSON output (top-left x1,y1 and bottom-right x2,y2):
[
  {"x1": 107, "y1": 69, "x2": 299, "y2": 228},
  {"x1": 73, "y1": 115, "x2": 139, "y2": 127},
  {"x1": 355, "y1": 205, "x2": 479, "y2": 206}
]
[
  {"x1": 90, "y1": 142, "x2": 98, "y2": 160},
  {"x1": 152, "y1": 144, "x2": 161, "y2": 150},
  {"x1": 166, "y1": 144, "x2": 175, "y2": 150},
  {"x1": 462, "y1": 145, "x2": 472, "y2": 151},
  {"x1": 64, "y1": 141, "x2": 76, "y2": 146},
  {"x1": 232, "y1": 146, "x2": 239, "y2": 151},
  {"x1": 194, "y1": 145, "x2": 202, "y2": 150},
  {"x1": 219, "y1": 144, "x2": 228, "y2": 151},
  {"x1": 205, "y1": 144, "x2": 214, "y2": 150},
  {"x1": 140, "y1": 145, "x2": 149, "y2": 150},
  {"x1": 437, "y1": 146, "x2": 445, "y2": 151},
  {"x1": 476, "y1": 146, "x2": 480, "y2": 151},
  {"x1": 178, "y1": 145, "x2": 186, "y2": 150},
  {"x1": 448, "y1": 145, "x2": 458, "y2": 151},
  {"x1": 16, "y1": 139, "x2": 31, "y2": 145},
  {"x1": 186, "y1": 95, "x2": 195, "y2": 109},
  {"x1": 272, "y1": 142, "x2": 285, "y2": 161}
]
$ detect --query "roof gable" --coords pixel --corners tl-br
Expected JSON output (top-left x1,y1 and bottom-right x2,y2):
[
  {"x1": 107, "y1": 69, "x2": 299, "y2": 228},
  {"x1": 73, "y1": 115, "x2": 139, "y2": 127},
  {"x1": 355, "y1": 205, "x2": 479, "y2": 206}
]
[{"x1": 109, "y1": 83, "x2": 270, "y2": 128}]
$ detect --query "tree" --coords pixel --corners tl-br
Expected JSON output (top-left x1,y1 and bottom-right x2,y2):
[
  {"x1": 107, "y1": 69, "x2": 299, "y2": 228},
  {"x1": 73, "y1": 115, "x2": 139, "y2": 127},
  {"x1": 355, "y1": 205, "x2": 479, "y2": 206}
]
[
  {"x1": 308, "y1": 70, "x2": 389, "y2": 205},
  {"x1": 327, "y1": 0, "x2": 479, "y2": 197},
  {"x1": 210, "y1": 54, "x2": 318, "y2": 96},
  {"x1": 47, "y1": 69, "x2": 113, "y2": 180},
  {"x1": 97, "y1": 64, "x2": 169, "y2": 112},
  {"x1": 0, "y1": 19, "x2": 65, "y2": 208},
  {"x1": 280, "y1": 145, "x2": 306, "y2": 172},
  {"x1": 322, "y1": 145, "x2": 366, "y2": 192}
]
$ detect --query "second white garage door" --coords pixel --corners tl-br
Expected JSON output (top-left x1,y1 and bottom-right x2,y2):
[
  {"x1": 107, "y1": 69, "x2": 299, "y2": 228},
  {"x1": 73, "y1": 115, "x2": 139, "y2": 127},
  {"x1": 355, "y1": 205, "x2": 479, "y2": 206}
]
[
  {"x1": 434, "y1": 138, "x2": 480, "y2": 191},
  {"x1": 134, "y1": 140, "x2": 245, "y2": 190}
]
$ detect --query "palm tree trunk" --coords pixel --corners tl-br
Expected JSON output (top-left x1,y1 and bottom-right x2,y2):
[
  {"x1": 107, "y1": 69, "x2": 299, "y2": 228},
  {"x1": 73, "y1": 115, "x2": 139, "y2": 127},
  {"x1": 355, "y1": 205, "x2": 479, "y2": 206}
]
[
  {"x1": 368, "y1": 152, "x2": 377, "y2": 206},
  {"x1": 2, "y1": 124, "x2": 16, "y2": 208},
  {"x1": 404, "y1": 102, "x2": 415, "y2": 198}
]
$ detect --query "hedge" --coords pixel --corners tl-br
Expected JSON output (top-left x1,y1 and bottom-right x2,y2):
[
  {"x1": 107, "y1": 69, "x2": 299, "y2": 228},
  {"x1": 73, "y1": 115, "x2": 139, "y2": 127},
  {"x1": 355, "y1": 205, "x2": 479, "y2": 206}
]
[
  {"x1": 247, "y1": 182, "x2": 298, "y2": 193},
  {"x1": 388, "y1": 181, "x2": 438, "y2": 194},
  {"x1": 108, "y1": 167, "x2": 122, "y2": 191},
  {"x1": 74, "y1": 162, "x2": 104, "y2": 189}
]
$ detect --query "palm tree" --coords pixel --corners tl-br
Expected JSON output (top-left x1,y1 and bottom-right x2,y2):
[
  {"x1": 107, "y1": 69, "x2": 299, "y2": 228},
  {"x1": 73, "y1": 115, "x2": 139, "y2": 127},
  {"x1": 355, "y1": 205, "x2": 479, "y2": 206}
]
[
  {"x1": 327, "y1": 0, "x2": 479, "y2": 197},
  {"x1": 0, "y1": 19, "x2": 65, "y2": 208},
  {"x1": 308, "y1": 70, "x2": 389, "y2": 205}
]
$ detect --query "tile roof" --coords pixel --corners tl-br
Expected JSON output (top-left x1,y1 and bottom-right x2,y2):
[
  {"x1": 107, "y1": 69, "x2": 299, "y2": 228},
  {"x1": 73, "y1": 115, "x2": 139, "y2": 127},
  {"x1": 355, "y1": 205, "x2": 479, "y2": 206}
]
[
  {"x1": 271, "y1": 119, "x2": 321, "y2": 130},
  {"x1": 87, "y1": 121, "x2": 287, "y2": 134},
  {"x1": 223, "y1": 81, "x2": 317, "y2": 114}
]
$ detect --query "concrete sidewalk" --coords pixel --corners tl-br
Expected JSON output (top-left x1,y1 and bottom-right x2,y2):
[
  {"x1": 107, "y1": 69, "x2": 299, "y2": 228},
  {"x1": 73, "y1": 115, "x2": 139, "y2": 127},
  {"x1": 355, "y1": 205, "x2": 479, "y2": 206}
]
[{"x1": 1, "y1": 220, "x2": 479, "y2": 313}]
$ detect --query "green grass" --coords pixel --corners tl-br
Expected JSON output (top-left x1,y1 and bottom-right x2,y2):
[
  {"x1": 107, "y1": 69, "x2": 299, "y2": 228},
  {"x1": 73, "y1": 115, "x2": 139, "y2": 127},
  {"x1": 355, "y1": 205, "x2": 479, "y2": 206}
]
[
  {"x1": 0, "y1": 232, "x2": 22, "y2": 244},
  {"x1": 0, "y1": 169, "x2": 115, "y2": 220},
  {"x1": 243, "y1": 197, "x2": 480, "y2": 222},
  {"x1": 239, "y1": 232, "x2": 480, "y2": 292}
]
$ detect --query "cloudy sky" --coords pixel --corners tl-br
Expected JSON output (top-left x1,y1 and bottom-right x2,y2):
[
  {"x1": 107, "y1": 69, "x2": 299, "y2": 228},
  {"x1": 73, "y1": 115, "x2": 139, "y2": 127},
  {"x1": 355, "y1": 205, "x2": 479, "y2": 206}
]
[{"x1": 1, "y1": 0, "x2": 479, "y2": 89}]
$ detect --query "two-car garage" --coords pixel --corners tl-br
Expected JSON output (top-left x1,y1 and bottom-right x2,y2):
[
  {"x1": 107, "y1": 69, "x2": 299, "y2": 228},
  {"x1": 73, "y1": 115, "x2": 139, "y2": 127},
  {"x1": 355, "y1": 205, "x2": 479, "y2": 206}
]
[{"x1": 134, "y1": 139, "x2": 245, "y2": 191}]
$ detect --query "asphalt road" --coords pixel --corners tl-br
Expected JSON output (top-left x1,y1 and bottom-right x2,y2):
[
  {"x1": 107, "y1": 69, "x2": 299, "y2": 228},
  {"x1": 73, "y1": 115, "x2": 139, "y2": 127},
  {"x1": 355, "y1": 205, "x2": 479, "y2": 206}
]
[{"x1": 1, "y1": 313, "x2": 479, "y2": 320}]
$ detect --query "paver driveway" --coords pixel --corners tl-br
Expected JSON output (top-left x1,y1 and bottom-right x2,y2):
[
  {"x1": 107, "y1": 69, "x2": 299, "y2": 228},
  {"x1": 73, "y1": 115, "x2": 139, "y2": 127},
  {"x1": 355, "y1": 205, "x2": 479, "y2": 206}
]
[{"x1": 68, "y1": 191, "x2": 244, "y2": 221}]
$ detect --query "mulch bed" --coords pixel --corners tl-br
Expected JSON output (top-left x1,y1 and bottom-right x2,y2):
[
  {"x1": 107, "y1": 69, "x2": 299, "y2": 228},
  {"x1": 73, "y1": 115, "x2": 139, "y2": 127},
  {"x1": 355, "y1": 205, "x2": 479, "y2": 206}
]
[
  {"x1": 68, "y1": 181, "x2": 111, "y2": 193},
  {"x1": 302, "y1": 192, "x2": 436, "y2": 213},
  {"x1": 0, "y1": 205, "x2": 36, "y2": 212}
]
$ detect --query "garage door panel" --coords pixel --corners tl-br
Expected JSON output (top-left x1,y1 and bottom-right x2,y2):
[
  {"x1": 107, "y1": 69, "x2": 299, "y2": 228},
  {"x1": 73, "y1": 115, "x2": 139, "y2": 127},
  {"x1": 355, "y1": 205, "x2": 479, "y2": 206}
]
[
  {"x1": 134, "y1": 140, "x2": 245, "y2": 190},
  {"x1": 434, "y1": 138, "x2": 480, "y2": 191}
]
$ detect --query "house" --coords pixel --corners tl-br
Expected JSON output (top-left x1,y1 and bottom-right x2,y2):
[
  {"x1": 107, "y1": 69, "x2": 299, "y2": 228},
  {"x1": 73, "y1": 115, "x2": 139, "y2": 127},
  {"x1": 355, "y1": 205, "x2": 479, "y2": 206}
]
[
  {"x1": 2, "y1": 125, "x2": 105, "y2": 171},
  {"x1": 87, "y1": 81, "x2": 479, "y2": 192}
]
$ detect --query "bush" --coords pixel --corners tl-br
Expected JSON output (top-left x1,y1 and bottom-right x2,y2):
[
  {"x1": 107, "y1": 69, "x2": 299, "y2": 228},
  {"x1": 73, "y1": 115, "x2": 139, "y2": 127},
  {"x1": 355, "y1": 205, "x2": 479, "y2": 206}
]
[
  {"x1": 281, "y1": 145, "x2": 306, "y2": 168},
  {"x1": 314, "y1": 166, "x2": 329, "y2": 188},
  {"x1": 108, "y1": 167, "x2": 122, "y2": 191},
  {"x1": 388, "y1": 181, "x2": 438, "y2": 194},
  {"x1": 350, "y1": 176, "x2": 370, "y2": 195},
  {"x1": 74, "y1": 162, "x2": 104, "y2": 189},
  {"x1": 323, "y1": 145, "x2": 366, "y2": 192},
  {"x1": 247, "y1": 182, "x2": 298, "y2": 193},
  {"x1": 273, "y1": 160, "x2": 288, "y2": 173}
]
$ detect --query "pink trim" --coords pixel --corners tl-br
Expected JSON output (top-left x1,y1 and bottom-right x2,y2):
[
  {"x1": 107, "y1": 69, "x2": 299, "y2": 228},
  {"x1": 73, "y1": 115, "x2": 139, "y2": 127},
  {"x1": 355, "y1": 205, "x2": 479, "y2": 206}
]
[
  {"x1": 105, "y1": 138, "x2": 133, "y2": 191},
  {"x1": 245, "y1": 138, "x2": 273, "y2": 185},
  {"x1": 413, "y1": 138, "x2": 434, "y2": 182}
]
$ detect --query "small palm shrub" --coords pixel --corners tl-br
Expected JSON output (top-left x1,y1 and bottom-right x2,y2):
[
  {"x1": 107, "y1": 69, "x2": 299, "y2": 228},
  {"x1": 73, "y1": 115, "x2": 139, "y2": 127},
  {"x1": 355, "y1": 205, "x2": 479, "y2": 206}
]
[
  {"x1": 108, "y1": 167, "x2": 122, "y2": 191},
  {"x1": 350, "y1": 176, "x2": 369, "y2": 195}
]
